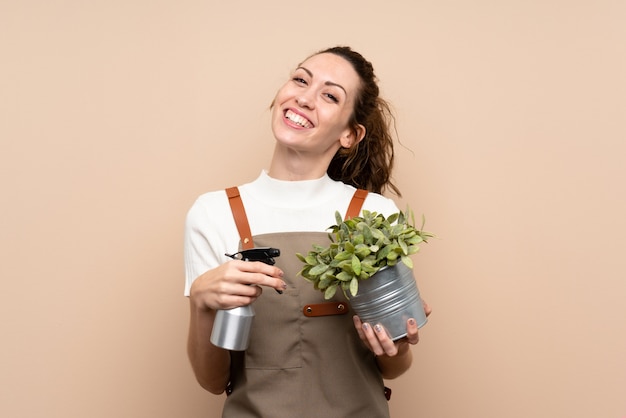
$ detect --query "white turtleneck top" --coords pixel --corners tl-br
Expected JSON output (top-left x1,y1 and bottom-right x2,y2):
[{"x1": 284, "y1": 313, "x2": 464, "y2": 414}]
[{"x1": 184, "y1": 171, "x2": 399, "y2": 295}]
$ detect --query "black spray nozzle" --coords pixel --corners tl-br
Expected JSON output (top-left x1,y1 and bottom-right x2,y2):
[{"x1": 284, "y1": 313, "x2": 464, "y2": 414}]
[{"x1": 225, "y1": 247, "x2": 281, "y2": 265}]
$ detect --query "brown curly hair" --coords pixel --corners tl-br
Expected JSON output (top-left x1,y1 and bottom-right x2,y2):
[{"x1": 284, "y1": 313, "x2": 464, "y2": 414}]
[{"x1": 314, "y1": 46, "x2": 401, "y2": 196}]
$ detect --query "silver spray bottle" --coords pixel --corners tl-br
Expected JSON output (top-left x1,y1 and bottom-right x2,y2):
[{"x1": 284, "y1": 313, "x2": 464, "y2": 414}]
[{"x1": 210, "y1": 247, "x2": 280, "y2": 351}]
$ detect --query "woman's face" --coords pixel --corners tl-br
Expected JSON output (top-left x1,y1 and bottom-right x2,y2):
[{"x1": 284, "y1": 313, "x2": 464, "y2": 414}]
[{"x1": 271, "y1": 52, "x2": 364, "y2": 157}]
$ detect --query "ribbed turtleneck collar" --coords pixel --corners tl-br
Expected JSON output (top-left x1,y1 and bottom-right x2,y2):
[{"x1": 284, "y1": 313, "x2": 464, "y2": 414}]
[{"x1": 243, "y1": 170, "x2": 345, "y2": 209}]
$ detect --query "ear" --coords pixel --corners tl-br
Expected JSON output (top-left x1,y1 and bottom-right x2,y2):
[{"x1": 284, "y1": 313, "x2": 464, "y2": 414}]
[{"x1": 339, "y1": 124, "x2": 366, "y2": 148}]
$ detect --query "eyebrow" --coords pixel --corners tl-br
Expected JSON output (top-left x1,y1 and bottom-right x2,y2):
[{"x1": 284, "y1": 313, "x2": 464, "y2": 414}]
[{"x1": 296, "y1": 66, "x2": 347, "y2": 96}]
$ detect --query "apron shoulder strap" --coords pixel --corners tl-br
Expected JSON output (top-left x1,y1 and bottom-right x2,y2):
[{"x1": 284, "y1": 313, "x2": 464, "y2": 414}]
[
  {"x1": 345, "y1": 189, "x2": 368, "y2": 220},
  {"x1": 226, "y1": 187, "x2": 368, "y2": 247},
  {"x1": 225, "y1": 186, "x2": 254, "y2": 249}
]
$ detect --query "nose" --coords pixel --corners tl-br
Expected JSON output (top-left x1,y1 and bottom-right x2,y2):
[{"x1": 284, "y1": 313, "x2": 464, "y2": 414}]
[{"x1": 296, "y1": 90, "x2": 314, "y2": 109}]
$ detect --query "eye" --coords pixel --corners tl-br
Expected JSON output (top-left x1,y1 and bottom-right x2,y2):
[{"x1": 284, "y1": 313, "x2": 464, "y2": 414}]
[
  {"x1": 324, "y1": 93, "x2": 339, "y2": 103},
  {"x1": 292, "y1": 77, "x2": 307, "y2": 85}
]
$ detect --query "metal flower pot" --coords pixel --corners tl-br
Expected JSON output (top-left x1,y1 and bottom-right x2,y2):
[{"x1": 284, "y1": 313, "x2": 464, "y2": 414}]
[{"x1": 349, "y1": 263, "x2": 427, "y2": 341}]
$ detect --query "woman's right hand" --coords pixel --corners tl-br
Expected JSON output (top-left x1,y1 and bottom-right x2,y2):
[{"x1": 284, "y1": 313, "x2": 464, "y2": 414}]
[{"x1": 189, "y1": 260, "x2": 286, "y2": 312}]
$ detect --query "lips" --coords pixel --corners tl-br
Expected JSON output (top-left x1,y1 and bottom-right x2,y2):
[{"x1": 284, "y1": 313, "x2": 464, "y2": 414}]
[{"x1": 284, "y1": 109, "x2": 313, "y2": 128}]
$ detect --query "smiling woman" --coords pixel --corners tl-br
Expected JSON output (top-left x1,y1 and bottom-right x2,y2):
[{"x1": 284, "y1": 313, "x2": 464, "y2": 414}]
[
  {"x1": 270, "y1": 47, "x2": 400, "y2": 194},
  {"x1": 269, "y1": 52, "x2": 365, "y2": 181},
  {"x1": 184, "y1": 46, "x2": 427, "y2": 418}
]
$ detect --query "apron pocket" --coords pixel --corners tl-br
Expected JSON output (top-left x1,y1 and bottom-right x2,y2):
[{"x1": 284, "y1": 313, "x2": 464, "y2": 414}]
[{"x1": 245, "y1": 287, "x2": 302, "y2": 370}]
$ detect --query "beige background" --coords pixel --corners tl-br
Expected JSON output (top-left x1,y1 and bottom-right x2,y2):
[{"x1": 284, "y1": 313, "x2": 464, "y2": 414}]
[{"x1": 1, "y1": 1, "x2": 625, "y2": 417}]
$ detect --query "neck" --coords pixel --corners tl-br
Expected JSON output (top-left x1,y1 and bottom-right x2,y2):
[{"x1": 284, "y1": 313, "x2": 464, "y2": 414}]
[{"x1": 267, "y1": 144, "x2": 336, "y2": 181}]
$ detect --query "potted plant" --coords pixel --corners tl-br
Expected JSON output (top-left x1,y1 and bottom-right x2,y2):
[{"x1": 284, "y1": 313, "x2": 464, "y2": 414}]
[{"x1": 296, "y1": 209, "x2": 434, "y2": 340}]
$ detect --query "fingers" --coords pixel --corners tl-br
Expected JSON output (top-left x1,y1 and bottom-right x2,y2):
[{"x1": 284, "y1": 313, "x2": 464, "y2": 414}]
[
  {"x1": 217, "y1": 261, "x2": 287, "y2": 307},
  {"x1": 405, "y1": 318, "x2": 419, "y2": 345},
  {"x1": 234, "y1": 260, "x2": 287, "y2": 293},
  {"x1": 190, "y1": 260, "x2": 287, "y2": 311},
  {"x1": 353, "y1": 316, "x2": 397, "y2": 357},
  {"x1": 353, "y1": 316, "x2": 421, "y2": 357},
  {"x1": 422, "y1": 299, "x2": 432, "y2": 317}
]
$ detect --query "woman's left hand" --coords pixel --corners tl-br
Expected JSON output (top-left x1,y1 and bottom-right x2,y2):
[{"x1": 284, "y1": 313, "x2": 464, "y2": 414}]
[{"x1": 353, "y1": 300, "x2": 431, "y2": 357}]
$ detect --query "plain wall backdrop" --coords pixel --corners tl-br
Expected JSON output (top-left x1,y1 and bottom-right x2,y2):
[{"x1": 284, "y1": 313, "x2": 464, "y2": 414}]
[{"x1": 1, "y1": 1, "x2": 625, "y2": 417}]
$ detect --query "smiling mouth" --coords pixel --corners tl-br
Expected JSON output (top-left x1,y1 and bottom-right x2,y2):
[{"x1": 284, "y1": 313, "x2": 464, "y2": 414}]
[{"x1": 284, "y1": 109, "x2": 313, "y2": 128}]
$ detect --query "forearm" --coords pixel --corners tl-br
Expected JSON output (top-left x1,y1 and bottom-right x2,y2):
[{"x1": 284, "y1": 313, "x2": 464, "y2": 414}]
[
  {"x1": 375, "y1": 342, "x2": 413, "y2": 380},
  {"x1": 187, "y1": 299, "x2": 231, "y2": 394}
]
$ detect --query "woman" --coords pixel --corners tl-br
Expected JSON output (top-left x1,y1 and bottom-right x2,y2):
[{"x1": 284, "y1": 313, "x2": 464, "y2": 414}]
[{"x1": 185, "y1": 46, "x2": 430, "y2": 417}]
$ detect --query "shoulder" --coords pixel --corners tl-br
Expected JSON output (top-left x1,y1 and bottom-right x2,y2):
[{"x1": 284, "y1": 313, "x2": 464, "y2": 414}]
[
  {"x1": 328, "y1": 182, "x2": 400, "y2": 218},
  {"x1": 362, "y1": 191, "x2": 400, "y2": 217},
  {"x1": 187, "y1": 188, "x2": 228, "y2": 214},
  {"x1": 185, "y1": 189, "x2": 231, "y2": 230}
]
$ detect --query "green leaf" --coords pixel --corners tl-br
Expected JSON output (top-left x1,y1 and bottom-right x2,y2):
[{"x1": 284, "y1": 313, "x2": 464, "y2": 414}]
[
  {"x1": 360, "y1": 259, "x2": 378, "y2": 273},
  {"x1": 336, "y1": 271, "x2": 353, "y2": 282},
  {"x1": 325, "y1": 283, "x2": 338, "y2": 299},
  {"x1": 371, "y1": 228, "x2": 386, "y2": 242},
  {"x1": 352, "y1": 233, "x2": 364, "y2": 245},
  {"x1": 338, "y1": 260, "x2": 353, "y2": 273},
  {"x1": 335, "y1": 211, "x2": 343, "y2": 225},
  {"x1": 361, "y1": 223, "x2": 373, "y2": 244},
  {"x1": 318, "y1": 277, "x2": 332, "y2": 289},
  {"x1": 407, "y1": 245, "x2": 420, "y2": 255},
  {"x1": 298, "y1": 268, "x2": 314, "y2": 282},
  {"x1": 406, "y1": 235, "x2": 424, "y2": 245},
  {"x1": 390, "y1": 224, "x2": 405, "y2": 237},
  {"x1": 308, "y1": 263, "x2": 329, "y2": 276},
  {"x1": 349, "y1": 277, "x2": 359, "y2": 297},
  {"x1": 351, "y1": 255, "x2": 361, "y2": 276},
  {"x1": 319, "y1": 270, "x2": 334, "y2": 282},
  {"x1": 340, "y1": 223, "x2": 350, "y2": 237},
  {"x1": 354, "y1": 244, "x2": 371, "y2": 259},
  {"x1": 377, "y1": 244, "x2": 392, "y2": 262},
  {"x1": 298, "y1": 265, "x2": 310, "y2": 277},
  {"x1": 334, "y1": 251, "x2": 352, "y2": 261},
  {"x1": 399, "y1": 238, "x2": 408, "y2": 255},
  {"x1": 401, "y1": 255, "x2": 414, "y2": 269}
]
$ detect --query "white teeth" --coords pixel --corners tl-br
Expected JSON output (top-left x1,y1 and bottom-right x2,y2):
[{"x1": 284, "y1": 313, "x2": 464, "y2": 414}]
[{"x1": 285, "y1": 110, "x2": 312, "y2": 128}]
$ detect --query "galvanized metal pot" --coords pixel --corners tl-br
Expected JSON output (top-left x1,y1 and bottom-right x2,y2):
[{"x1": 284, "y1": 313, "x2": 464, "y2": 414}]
[{"x1": 349, "y1": 263, "x2": 427, "y2": 341}]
